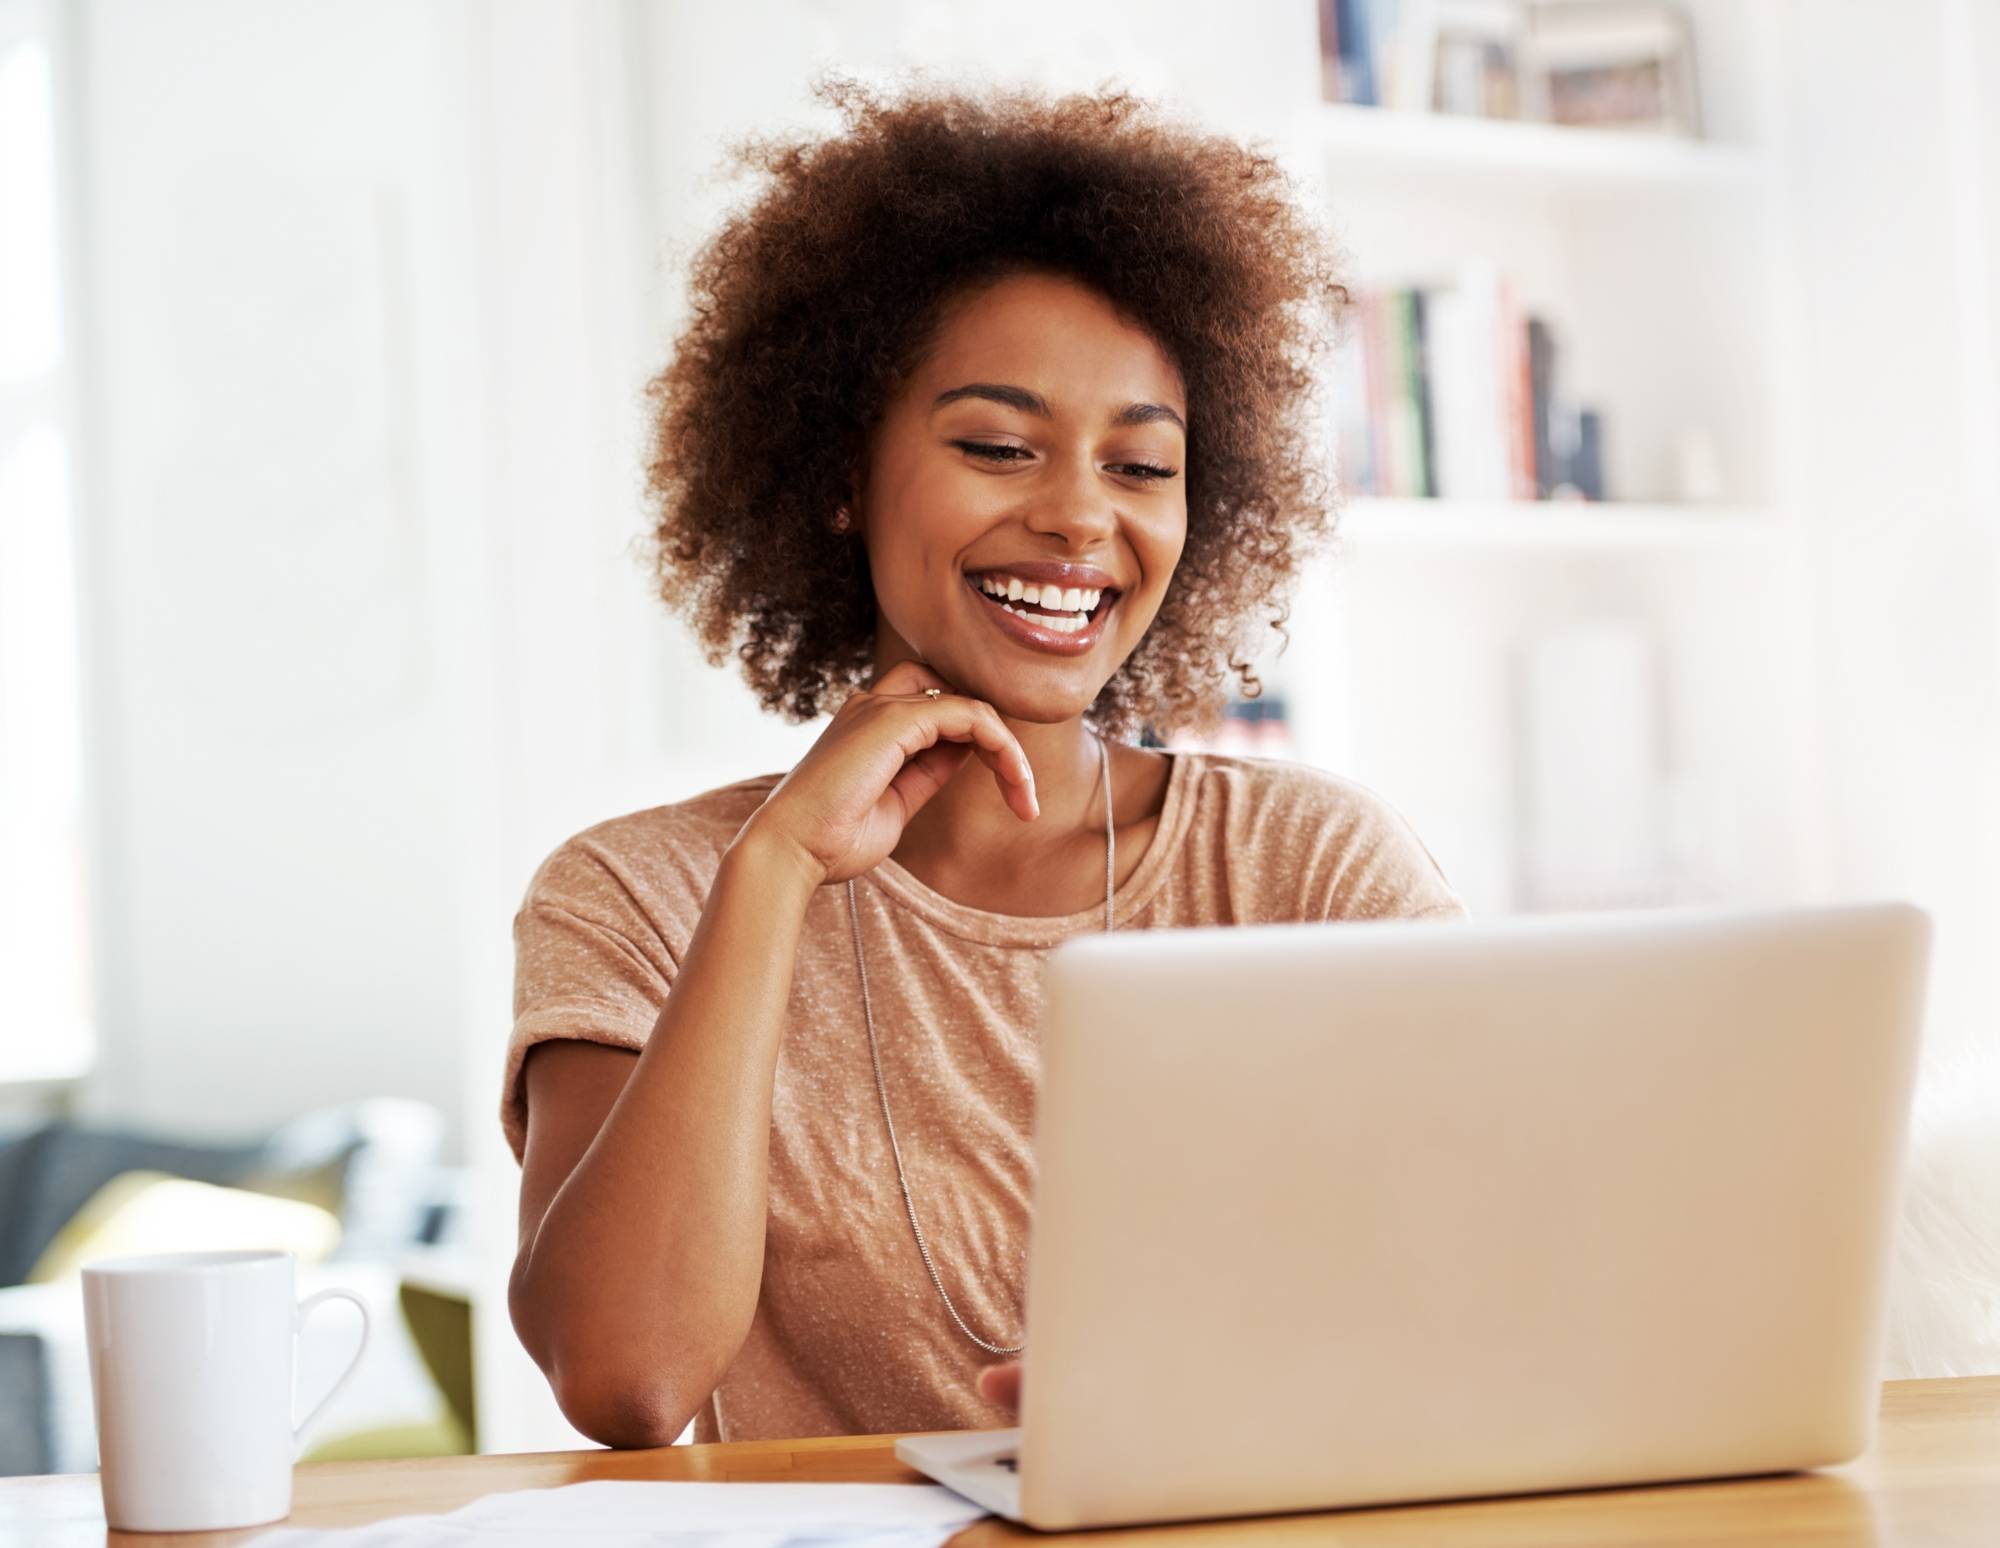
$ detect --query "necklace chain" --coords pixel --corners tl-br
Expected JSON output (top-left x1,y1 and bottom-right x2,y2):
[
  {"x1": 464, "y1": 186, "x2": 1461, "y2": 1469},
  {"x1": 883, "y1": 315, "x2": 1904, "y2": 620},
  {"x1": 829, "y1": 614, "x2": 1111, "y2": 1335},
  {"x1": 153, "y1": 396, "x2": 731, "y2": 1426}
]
[{"x1": 845, "y1": 732, "x2": 1115, "y2": 1357}]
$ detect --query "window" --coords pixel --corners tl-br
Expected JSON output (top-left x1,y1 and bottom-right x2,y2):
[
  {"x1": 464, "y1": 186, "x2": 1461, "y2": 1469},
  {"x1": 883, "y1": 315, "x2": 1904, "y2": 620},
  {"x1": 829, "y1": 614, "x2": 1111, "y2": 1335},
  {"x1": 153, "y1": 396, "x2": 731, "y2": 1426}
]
[{"x1": 0, "y1": 0, "x2": 93, "y2": 1080}]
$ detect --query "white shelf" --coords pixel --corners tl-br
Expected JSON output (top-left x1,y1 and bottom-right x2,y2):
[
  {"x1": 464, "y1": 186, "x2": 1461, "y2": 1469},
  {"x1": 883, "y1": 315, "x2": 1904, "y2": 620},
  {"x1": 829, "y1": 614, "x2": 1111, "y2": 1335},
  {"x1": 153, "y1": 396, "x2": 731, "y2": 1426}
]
[
  {"x1": 1310, "y1": 102, "x2": 1766, "y2": 192},
  {"x1": 1331, "y1": 498, "x2": 1787, "y2": 551}
]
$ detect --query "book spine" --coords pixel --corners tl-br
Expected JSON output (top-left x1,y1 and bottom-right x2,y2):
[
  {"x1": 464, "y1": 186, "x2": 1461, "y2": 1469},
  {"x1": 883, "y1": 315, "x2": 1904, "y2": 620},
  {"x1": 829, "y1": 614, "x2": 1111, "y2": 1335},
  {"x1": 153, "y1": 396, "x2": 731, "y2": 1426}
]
[
  {"x1": 1458, "y1": 261, "x2": 1507, "y2": 499},
  {"x1": 1574, "y1": 410, "x2": 1605, "y2": 500},
  {"x1": 1356, "y1": 0, "x2": 1380, "y2": 107},
  {"x1": 1337, "y1": 0, "x2": 1375, "y2": 106},
  {"x1": 1514, "y1": 316, "x2": 1536, "y2": 500},
  {"x1": 1410, "y1": 288, "x2": 1436, "y2": 498},
  {"x1": 1497, "y1": 273, "x2": 1532, "y2": 500},
  {"x1": 1379, "y1": 293, "x2": 1405, "y2": 497},
  {"x1": 1359, "y1": 292, "x2": 1392, "y2": 496},
  {"x1": 1318, "y1": 0, "x2": 1344, "y2": 102},
  {"x1": 1424, "y1": 287, "x2": 1465, "y2": 500},
  {"x1": 1528, "y1": 317, "x2": 1555, "y2": 499},
  {"x1": 1391, "y1": 291, "x2": 1420, "y2": 497},
  {"x1": 1332, "y1": 311, "x2": 1374, "y2": 498}
]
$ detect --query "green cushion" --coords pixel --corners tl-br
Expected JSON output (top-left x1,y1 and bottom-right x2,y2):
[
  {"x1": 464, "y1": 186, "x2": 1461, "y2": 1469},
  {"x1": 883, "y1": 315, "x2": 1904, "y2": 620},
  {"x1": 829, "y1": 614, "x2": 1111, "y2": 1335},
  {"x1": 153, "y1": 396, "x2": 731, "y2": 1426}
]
[
  {"x1": 400, "y1": 1282, "x2": 476, "y2": 1443},
  {"x1": 302, "y1": 1415, "x2": 471, "y2": 1462},
  {"x1": 298, "y1": 1278, "x2": 477, "y2": 1462},
  {"x1": 27, "y1": 1170, "x2": 341, "y2": 1283}
]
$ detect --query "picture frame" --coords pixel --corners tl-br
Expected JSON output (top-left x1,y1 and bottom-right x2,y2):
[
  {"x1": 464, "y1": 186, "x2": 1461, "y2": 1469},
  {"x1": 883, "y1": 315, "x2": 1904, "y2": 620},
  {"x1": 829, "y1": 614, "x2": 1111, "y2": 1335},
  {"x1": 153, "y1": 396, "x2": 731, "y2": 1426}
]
[
  {"x1": 1518, "y1": 0, "x2": 1701, "y2": 136},
  {"x1": 1430, "y1": 0, "x2": 1530, "y2": 120}
]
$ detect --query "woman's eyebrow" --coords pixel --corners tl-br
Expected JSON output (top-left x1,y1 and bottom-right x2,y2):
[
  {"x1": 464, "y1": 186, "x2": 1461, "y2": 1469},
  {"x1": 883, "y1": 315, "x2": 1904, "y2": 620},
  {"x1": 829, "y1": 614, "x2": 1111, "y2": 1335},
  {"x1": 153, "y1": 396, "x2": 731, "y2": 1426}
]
[{"x1": 931, "y1": 382, "x2": 1186, "y2": 434}]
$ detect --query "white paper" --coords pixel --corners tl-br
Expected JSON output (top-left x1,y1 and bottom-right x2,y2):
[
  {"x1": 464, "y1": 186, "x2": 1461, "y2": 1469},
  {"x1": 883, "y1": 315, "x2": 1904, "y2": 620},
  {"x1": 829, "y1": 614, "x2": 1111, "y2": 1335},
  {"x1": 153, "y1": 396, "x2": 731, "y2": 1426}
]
[{"x1": 246, "y1": 1480, "x2": 990, "y2": 1548}]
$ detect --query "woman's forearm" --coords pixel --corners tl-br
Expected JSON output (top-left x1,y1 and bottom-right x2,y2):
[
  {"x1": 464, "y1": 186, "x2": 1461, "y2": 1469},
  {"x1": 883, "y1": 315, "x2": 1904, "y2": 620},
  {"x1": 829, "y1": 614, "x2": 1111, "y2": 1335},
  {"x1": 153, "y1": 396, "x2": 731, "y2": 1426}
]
[{"x1": 509, "y1": 832, "x2": 819, "y2": 1443}]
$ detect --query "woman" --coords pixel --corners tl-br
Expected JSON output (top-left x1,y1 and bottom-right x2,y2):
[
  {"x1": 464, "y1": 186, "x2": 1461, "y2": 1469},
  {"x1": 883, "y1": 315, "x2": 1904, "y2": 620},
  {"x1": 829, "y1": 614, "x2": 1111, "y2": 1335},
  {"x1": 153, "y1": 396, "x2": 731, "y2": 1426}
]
[{"x1": 503, "y1": 75, "x2": 1466, "y2": 1450}]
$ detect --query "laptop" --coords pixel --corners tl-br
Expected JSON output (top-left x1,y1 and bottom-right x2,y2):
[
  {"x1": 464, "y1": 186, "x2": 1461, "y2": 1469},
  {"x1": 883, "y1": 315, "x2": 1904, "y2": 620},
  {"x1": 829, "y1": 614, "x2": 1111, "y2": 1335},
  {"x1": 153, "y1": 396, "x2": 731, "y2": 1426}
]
[{"x1": 897, "y1": 899, "x2": 1932, "y2": 1530}]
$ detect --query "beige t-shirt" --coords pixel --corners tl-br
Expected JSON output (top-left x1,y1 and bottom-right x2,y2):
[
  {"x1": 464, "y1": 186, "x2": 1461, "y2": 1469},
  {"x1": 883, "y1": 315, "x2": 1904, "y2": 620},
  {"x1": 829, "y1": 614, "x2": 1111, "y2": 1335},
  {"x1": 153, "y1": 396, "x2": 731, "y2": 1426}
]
[{"x1": 504, "y1": 750, "x2": 1466, "y2": 1443}]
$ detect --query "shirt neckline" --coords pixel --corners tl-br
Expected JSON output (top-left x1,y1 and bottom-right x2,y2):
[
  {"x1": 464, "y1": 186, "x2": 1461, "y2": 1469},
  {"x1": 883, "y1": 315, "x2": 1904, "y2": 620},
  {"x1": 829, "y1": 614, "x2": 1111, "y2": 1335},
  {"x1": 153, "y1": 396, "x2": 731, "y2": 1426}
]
[{"x1": 861, "y1": 748, "x2": 1198, "y2": 947}]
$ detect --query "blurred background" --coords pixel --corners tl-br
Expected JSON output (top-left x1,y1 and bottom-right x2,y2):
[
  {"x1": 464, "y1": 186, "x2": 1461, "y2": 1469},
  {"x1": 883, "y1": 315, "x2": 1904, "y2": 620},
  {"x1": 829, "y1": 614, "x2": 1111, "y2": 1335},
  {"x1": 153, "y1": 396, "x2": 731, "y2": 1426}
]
[{"x1": 1, "y1": 0, "x2": 1996, "y2": 1472}]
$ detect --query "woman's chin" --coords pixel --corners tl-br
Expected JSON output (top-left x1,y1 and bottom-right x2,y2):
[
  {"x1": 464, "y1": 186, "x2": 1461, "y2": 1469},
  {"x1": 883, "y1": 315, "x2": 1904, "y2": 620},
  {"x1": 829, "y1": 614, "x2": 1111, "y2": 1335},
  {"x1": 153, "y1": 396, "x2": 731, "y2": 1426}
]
[{"x1": 953, "y1": 671, "x2": 1108, "y2": 728}]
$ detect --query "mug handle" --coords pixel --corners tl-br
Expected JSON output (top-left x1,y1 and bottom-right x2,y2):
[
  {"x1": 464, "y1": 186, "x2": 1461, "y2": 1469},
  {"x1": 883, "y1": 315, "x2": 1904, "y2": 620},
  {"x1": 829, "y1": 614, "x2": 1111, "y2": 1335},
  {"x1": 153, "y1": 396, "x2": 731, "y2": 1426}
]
[{"x1": 292, "y1": 1288, "x2": 371, "y2": 1455}]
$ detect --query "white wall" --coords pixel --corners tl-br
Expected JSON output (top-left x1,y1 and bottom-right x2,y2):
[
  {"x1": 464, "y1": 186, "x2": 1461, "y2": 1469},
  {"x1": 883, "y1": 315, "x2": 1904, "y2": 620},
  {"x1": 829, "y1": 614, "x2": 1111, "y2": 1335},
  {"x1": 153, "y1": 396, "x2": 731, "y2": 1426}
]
[
  {"x1": 1771, "y1": 0, "x2": 2000, "y2": 1379},
  {"x1": 68, "y1": 0, "x2": 676, "y2": 1450},
  {"x1": 1776, "y1": 0, "x2": 2000, "y2": 1074},
  {"x1": 71, "y1": 0, "x2": 494, "y2": 1152}
]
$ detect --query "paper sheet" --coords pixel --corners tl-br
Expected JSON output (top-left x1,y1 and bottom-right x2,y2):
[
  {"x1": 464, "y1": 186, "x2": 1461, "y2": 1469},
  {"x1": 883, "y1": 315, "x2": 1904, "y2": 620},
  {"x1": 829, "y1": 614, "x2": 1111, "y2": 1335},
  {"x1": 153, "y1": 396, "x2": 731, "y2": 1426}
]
[{"x1": 246, "y1": 1480, "x2": 990, "y2": 1548}]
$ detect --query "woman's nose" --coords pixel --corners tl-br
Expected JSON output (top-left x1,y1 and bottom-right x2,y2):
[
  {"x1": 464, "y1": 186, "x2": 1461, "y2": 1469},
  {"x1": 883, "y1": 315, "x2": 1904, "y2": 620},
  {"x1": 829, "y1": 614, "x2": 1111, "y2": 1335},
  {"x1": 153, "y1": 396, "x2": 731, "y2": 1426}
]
[{"x1": 1021, "y1": 453, "x2": 1118, "y2": 548}]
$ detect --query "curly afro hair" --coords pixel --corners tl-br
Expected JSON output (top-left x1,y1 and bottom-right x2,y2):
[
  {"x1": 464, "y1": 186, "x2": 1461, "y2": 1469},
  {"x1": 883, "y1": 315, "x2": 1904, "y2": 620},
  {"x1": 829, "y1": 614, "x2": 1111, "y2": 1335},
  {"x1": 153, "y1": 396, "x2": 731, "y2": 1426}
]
[{"x1": 640, "y1": 72, "x2": 1351, "y2": 738}]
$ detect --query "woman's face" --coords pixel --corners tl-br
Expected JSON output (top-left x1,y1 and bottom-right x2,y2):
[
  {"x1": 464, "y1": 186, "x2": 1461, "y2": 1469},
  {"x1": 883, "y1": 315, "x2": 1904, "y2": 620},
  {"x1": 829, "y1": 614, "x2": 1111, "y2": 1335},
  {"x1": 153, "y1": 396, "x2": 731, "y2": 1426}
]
[{"x1": 853, "y1": 269, "x2": 1189, "y2": 724}]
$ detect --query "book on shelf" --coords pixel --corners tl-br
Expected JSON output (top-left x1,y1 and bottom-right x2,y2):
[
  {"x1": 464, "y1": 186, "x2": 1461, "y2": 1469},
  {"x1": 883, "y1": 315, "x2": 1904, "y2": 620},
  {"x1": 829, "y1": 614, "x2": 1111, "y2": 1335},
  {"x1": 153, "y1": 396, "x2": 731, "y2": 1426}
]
[
  {"x1": 1321, "y1": 0, "x2": 1441, "y2": 112},
  {"x1": 1334, "y1": 262, "x2": 1607, "y2": 502},
  {"x1": 1527, "y1": 316, "x2": 1554, "y2": 497},
  {"x1": 1318, "y1": 0, "x2": 1702, "y2": 136},
  {"x1": 1157, "y1": 694, "x2": 1297, "y2": 760}
]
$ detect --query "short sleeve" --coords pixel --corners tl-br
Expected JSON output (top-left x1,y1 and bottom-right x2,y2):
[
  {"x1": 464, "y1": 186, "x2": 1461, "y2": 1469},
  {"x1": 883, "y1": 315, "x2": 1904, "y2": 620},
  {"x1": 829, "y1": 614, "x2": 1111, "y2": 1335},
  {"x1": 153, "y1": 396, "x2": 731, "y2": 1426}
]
[
  {"x1": 1312, "y1": 779, "x2": 1470, "y2": 924},
  {"x1": 501, "y1": 836, "x2": 681, "y2": 1165}
]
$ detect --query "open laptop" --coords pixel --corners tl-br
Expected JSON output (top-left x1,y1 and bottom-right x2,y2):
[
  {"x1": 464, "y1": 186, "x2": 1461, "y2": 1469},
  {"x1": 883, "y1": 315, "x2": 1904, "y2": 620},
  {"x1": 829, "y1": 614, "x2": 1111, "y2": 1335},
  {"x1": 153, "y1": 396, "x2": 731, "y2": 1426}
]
[{"x1": 897, "y1": 899, "x2": 1932, "y2": 1530}]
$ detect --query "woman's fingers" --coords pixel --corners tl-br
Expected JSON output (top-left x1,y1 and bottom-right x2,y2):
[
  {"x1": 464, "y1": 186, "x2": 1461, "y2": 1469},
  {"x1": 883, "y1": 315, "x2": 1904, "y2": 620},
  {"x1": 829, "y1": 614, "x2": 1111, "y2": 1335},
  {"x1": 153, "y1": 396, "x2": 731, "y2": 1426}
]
[
  {"x1": 755, "y1": 661, "x2": 1043, "y2": 886},
  {"x1": 976, "y1": 1361, "x2": 1022, "y2": 1414},
  {"x1": 886, "y1": 740, "x2": 975, "y2": 823},
  {"x1": 888, "y1": 694, "x2": 1038, "y2": 821},
  {"x1": 852, "y1": 661, "x2": 1038, "y2": 821}
]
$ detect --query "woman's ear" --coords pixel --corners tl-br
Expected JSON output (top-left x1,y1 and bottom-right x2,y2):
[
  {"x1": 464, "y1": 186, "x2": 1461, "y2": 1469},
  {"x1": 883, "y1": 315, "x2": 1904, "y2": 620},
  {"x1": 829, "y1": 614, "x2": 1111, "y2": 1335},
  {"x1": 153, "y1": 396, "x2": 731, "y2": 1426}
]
[{"x1": 840, "y1": 456, "x2": 869, "y2": 538}]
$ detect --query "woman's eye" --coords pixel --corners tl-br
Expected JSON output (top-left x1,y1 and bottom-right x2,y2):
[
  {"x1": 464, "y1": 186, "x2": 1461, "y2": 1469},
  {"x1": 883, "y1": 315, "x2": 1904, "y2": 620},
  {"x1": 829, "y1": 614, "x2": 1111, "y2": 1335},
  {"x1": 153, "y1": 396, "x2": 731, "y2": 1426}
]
[
  {"x1": 954, "y1": 441, "x2": 1031, "y2": 463},
  {"x1": 952, "y1": 441, "x2": 1177, "y2": 481}
]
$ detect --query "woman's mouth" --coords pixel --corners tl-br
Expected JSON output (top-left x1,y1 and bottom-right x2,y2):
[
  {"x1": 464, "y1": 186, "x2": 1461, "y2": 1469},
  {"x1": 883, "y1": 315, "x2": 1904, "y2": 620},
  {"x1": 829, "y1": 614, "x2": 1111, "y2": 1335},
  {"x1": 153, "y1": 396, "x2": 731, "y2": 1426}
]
[{"x1": 963, "y1": 570, "x2": 1120, "y2": 656}]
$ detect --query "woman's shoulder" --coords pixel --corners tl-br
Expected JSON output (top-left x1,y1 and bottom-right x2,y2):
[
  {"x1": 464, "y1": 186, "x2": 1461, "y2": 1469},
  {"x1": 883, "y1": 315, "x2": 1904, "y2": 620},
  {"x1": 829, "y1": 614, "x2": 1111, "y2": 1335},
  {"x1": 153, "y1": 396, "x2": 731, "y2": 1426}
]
[
  {"x1": 564, "y1": 772, "x2": 782, "y2": 856},
  {"x1": 1175, "y1": 747, "x2": 1412, "y2": 828},
  {"x1": 1172, "y1": 750, "x2": 1467, "y2": 920},
  {"x1": 519, "y1": 773, "x2": 783, "y2": 921}
]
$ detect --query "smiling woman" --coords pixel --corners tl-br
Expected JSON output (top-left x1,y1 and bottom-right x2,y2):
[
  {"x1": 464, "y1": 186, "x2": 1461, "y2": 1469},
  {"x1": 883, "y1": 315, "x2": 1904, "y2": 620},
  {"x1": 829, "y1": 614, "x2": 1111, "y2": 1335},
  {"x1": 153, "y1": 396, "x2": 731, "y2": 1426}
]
[
  {"x1": 502, "y1": 73, "x2": 1467, "y2": 1453},
  {"x1": 854, "y1": 271, "x2": 1191, "y2": 731},
  {"x1": 645, "y1": 74, "x2": 1348, "y2": 737}
]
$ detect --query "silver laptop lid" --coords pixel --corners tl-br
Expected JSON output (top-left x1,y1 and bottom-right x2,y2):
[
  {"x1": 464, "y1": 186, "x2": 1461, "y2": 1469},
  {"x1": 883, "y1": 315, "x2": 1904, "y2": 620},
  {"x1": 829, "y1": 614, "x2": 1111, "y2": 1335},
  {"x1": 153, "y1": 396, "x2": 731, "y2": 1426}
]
[{"x1": 1016, "y1": 901, "x2": 1931, "y2": 1529}]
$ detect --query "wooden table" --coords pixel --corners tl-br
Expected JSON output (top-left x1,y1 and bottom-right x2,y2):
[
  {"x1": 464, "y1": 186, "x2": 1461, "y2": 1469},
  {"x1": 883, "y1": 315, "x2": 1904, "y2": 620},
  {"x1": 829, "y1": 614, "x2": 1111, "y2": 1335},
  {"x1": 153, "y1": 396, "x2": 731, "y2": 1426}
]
[{"x1": 5, "y1": 1376, "x2": 1998, "y2": 1546}]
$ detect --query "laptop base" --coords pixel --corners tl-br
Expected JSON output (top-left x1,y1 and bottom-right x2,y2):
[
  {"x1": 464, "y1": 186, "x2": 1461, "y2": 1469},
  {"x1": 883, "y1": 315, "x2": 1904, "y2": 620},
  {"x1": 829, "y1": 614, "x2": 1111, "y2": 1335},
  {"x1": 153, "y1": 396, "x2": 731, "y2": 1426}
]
[{"x1": 896, "y1": 1428, "x2": 1024, "y2": 1522}]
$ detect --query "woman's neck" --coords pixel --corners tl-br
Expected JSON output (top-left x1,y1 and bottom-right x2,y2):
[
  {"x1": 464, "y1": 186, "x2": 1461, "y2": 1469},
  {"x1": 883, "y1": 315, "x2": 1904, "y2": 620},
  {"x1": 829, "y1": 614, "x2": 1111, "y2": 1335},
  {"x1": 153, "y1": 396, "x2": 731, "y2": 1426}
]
[
  {"x1": 893, "y1": 713, "x2": 1104, "y2": 871},
  {"x1": 888, "y1": 713, "x2": 1171, "y2": 917}
]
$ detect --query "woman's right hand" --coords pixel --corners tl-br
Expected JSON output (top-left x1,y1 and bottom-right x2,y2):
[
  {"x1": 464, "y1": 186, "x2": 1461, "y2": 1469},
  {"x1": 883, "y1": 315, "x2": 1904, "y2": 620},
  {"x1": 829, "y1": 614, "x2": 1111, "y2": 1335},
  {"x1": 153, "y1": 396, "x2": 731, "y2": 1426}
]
[
  {"x1": 977, "y1": 1361, "x2": 1022, "y2": 1415},
  {"x1": 735, "y1": 658, "x2": 1040, "y2": 889}
]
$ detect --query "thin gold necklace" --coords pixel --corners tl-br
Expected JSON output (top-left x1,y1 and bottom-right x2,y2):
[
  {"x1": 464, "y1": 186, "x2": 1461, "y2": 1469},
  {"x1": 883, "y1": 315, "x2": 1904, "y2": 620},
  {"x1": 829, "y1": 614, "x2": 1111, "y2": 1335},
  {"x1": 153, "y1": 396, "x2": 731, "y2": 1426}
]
[{"x1": 843, "y1": 731, "x2": 1115, "y2": 1356}]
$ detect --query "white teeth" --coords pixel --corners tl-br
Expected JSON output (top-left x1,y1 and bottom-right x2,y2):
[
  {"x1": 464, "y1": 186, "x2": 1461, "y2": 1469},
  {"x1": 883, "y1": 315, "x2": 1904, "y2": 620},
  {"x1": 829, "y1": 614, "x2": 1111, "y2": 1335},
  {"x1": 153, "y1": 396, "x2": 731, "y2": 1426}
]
[
  {"x1": 999, "y1": 603, "x2": 1088, "y2": 634},
  {"x1": 973, "y1": 572, "x2": 1112, "y2": 626}
]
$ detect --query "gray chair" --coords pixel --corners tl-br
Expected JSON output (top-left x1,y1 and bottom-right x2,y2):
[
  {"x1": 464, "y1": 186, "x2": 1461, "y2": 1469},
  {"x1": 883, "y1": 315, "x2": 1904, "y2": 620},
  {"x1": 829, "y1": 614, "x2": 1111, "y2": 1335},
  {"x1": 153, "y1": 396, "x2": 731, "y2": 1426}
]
[{"x1": 0, "y1": 1336, "x2": 49, "y2": 1475}]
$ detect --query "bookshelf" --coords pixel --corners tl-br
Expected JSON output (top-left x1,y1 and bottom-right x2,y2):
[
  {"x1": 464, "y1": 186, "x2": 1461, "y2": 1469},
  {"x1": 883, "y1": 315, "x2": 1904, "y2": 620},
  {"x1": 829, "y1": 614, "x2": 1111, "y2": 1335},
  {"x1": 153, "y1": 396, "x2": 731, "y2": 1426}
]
[
  {"x1": 1311, "y1": 100, "x2": 1767, "y2": 190},
  {"x1": 1333, "y1": 497, "x2": 1787, "y2": 552},
  {"x1": 1211, "y1": 0, "x2": 1813, "y2": 920}
]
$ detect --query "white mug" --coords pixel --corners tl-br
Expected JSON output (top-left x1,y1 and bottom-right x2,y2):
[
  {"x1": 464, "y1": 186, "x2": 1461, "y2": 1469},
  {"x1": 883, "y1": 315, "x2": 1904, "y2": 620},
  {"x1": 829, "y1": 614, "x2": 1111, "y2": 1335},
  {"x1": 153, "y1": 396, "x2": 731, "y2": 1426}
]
[{"x1": 81, "y1": 1249, "x2": 370, "y2": 1533}]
